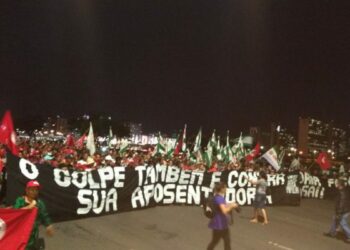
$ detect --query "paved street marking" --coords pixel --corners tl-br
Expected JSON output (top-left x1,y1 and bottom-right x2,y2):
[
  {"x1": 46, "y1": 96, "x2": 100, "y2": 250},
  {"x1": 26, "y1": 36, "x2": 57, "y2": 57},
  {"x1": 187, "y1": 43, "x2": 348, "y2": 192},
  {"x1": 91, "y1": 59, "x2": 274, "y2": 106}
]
[{"x1": 268, "y1": 241, "x2": 294, "y2": 250}]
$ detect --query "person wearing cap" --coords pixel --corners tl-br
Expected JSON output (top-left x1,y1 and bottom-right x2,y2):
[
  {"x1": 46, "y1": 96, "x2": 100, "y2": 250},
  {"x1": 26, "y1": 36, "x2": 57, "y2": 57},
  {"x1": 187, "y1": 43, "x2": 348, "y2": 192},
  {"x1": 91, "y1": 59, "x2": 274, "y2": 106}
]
[
  {"x1": 105, "y1": 155, "x2": 116, "y2": 167},
  {"x1": 14, "y1": 180, "x2": 54, "y2": 250}
]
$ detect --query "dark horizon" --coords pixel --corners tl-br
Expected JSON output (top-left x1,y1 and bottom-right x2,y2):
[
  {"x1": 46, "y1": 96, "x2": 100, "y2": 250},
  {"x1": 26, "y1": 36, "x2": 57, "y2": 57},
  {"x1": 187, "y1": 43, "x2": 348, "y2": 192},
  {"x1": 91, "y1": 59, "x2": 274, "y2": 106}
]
[{"x1": 1, "y1": 0, "x2": 349, "y2": 136}]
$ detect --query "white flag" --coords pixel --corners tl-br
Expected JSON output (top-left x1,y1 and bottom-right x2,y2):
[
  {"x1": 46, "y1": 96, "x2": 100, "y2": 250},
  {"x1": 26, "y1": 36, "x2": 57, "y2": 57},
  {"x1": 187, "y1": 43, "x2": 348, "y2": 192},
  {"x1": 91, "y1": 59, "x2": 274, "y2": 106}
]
[
  {"x1": 181, "y1": 124, "x2": 187, "y2": 152},
  {"x1": 86, "y1": 122, "x2": 96, "y2": 156},
  {"x1": 262, "y1": 148, "x2": 280, "y2": 171},
  {"x1": 109, "y1": 126, "x2": 113, "y2": 138}
]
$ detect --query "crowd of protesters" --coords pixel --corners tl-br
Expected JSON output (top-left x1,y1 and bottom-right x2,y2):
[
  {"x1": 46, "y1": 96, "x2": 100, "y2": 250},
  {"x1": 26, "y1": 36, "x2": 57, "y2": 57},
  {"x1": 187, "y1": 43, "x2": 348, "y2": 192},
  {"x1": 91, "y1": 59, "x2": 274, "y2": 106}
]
[
  {"x1": 0, "y1": 136, "x2": 348, "y2": 180},
  {"x1": 1, "y1": 138, "x2": 250, "y2": 172},
  {"x1": 0, "y1": 138, "x2": 292, "y2": 173}
]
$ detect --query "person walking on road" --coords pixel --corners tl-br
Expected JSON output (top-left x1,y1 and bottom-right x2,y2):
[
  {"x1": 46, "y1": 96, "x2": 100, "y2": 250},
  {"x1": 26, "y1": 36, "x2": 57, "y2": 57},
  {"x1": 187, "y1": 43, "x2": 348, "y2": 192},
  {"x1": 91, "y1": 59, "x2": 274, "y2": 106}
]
[
  {"x1": 324, "y1": 178, "x2": 350, "y2": 244},
  {"x1": 207, "y1": 182, "x2": 238, "y2": 250},
  {"x1": 249, "y1": 171, "x2": 269, "y2": 225}
]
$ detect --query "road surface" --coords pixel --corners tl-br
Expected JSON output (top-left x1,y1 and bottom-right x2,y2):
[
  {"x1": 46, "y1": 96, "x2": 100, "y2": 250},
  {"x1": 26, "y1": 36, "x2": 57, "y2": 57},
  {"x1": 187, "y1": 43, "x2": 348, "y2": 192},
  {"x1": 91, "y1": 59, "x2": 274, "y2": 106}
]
[{"x1": 40, "y1": 199, "x2": 349, "y2": 250}]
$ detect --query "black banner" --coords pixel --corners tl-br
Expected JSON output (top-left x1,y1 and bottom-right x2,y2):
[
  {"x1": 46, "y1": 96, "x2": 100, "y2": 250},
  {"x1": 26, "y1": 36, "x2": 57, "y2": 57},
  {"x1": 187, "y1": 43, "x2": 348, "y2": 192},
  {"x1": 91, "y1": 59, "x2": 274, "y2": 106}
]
[{"x1": 6, "y1": 154, "x2": 300, "y2": 222}]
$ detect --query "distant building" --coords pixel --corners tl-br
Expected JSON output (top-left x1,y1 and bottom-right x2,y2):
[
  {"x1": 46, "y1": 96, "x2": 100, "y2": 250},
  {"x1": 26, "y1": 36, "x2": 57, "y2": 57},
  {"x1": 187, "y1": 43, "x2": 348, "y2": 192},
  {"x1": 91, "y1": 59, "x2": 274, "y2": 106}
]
[
  {"x1": 56, "y1": 117, "x2": 68, "y2": 133},
  {"x1": 331, "y1": 127, "x2": 347, "y2": 157},
  {"x1": 298, "y1": 117, "x2": 347, "y2": 158},
  {"x1": 249, "y1": 124, "x2": 296, "y2": 150},
  {"x1": 42, "y1": 116, "x2": 68, "y2": 134},
  {"x1": 250, "y1": 126, "x2": 270, "y2": 148}
]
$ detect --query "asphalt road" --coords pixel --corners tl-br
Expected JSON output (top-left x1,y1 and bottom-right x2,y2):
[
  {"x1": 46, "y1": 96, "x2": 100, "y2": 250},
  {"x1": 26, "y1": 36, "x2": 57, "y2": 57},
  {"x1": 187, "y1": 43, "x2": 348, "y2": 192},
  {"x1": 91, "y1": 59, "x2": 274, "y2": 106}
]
[{"x1": 40, "y1": 199, "x2": 349, "y2": 250}]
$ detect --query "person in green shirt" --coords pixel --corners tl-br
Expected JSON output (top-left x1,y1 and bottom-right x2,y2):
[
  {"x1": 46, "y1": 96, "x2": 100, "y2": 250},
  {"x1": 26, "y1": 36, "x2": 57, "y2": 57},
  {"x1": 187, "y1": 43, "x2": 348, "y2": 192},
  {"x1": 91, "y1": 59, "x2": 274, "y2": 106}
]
[{"x1": 14, "y1": 180, "x2": 54, "y2": 250}]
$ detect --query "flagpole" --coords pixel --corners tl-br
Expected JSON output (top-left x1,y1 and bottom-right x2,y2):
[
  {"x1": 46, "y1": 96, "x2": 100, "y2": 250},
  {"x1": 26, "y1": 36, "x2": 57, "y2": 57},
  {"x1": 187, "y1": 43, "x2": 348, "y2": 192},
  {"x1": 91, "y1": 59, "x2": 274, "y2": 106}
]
[{"x1": 192, "y1": 127, "x2": 202, "y2": 152}]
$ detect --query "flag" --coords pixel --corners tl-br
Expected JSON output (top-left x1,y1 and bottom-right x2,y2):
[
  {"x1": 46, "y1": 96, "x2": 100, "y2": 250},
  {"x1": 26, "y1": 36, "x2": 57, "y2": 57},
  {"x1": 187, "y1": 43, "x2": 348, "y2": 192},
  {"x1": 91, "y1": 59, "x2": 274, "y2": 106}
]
[
  {"x1": 232, "y1": 133, "x2": 245, "y2": 160},
  {"x1": 65, "y1": 134, "x2": 75, "y2": 147},
  {"x1": 152, "y1": 133, "x2": 166, "y2": 156},
  {"x1": 75, "y1": 134, "x2": 86, "y2": 149},
  {"x1": 203, "y1": 146, "x2": 213, "y2": 168},
  {"x1": 108, "y1": 136, "x2": 117, "y2": 147},
  {"x1": 0, "y1": 160, "x2": 3, "y2": 173},
  {"x1": 188, "y1": 150, "x2": 197, "y2": 163},
  {"x1": 193, "y1": 128, "x2": 202, "y2": 153},
  {"x1": 119, "y1": 139, "x2": 129, "y2": 154},
  {"x1": 316, "y1": 152, "x2": 331, "y2": 170},
  {"x1": 202, "y1": 130, "x2": 217, "y2": 167},
  {"x1": 0, "y1": 111, "x2": 18, "y2": 155},
  {"x1": 108, "y1": 127, "x2": 115, "y2": 148},
  {"x1": 166, "y1": 139, "x2": 176, "y2": 157},
  {"x1": 216, "y1": 145, "x2": 225, "y2": 161},
  {"x1": 216, "y1": 136, "x2": 221, "y2": 152},
  {"x1": 289, "y1": 157, "x2": 300, "y2": 171},
  {"x1": 224, "y1": 131, "x2": 233, "y2": 163},
  {"x1": 216, "y1": 136, "x2": 224, "y2": 161},
  {"x1": 173, "y1": 133, "x2": 182, "y2": 156},
  {"x1": 109, "y1": 126, "x2": 113, "y2": 138},
  {"x1": 262, "y1": 147, "x2": 281, "y2": 171},
  {"x1": 209, "y1": 130, "x2": 217, "y2": 149},
  {"x1": 0, "y1": 208, "x2": 38, "y2": 250},
  {"x1": 278, "y1": 148, "x2": 286, "y2": 167},
  {"x1": 245, "y1": 143, "x2": 261, "y2": 163},
  {"x1": 86, "y1": 122, "x2": 96, "y2": 156},
  {"x1": 181, "y1": 124, "x2": 187, "y2": 152},
  {"x1": 203, "y1": 148, "x2": 213, "y2": 168}
]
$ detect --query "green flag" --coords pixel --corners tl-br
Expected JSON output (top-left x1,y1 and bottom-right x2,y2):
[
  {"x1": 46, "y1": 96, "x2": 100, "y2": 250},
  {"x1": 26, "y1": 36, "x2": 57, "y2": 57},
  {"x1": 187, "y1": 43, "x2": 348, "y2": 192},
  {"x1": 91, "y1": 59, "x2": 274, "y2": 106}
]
[
  {"x1": 224, "y1": 131, "x2": 233, "y2": 163},
  {"x1": 166, "y1": 137, "x2": 177, "y2": 157},
  {"x1": 153, "y1": 132, "x2": 166, "y2": 156},
  {"x1": 217, "y1": 145, "x2": 225, "y2": 161},
  {"x1": 232, "y1": 133, "x2": 245, "y2": 160},
  {"x1": 119, "y1": 139, "x2": 129, "y2": 154},
  {"x1": 193, "y1": 128, "x2": 202, "y2": 153},
  {"x1": 209, "y1": 130, "x2": 216, "y2": 149}
]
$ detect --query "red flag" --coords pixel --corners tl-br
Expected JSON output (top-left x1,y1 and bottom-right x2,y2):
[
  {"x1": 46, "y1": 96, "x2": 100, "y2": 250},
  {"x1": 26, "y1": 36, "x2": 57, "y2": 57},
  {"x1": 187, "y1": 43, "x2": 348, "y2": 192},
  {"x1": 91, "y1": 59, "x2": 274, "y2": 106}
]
[
  {"x1": 0, "y1": 111, "x2": 19, "y2": 155},
  {"x1": 174, "y1": 137, "x2": 183, "y2": 156},
  {"x1": 0, "y1": 208, "x2": 38, "y2": 250},
  {"x1": 65, "y1": 134, "x2": 75, "y2": 147},
  {"x1": 207, "y1": 162, "x2": 218, "y2": 172},
  {"x1": 245, "y1": 143, "x2": 261, "y2": 162},
  {"x1": 174, "y1": 127, "x2": 187, "y2": 156},
  {"x1": 0, "y1": 160, "x2": 3, "y2": 173},
  {"x1": 75, "y1": 134, "x2": 86, "y2": 149},
  {"x1": 316, "y1": 152, "x2": 331, "y2": 170}
]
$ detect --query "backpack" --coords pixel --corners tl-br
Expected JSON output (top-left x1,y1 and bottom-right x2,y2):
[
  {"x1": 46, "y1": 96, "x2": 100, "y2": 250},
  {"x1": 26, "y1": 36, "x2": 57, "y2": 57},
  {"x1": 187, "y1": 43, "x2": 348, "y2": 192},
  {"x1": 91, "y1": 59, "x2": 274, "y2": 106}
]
[{"x1": 203, "y1": 194, "x2": 216, "y2": 219}]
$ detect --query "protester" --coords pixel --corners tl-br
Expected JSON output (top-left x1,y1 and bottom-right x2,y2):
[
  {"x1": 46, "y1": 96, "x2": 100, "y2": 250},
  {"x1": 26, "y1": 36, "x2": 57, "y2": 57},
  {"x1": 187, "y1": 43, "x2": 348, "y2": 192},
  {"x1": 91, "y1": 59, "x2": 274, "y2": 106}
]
[
  {"x1": 324, "y1": 179, "x2": 350, "y2": 243},
  {"x1": 207, "y1": 182, "x2": 238, "y2": 250},
  {"x1": 2, "y1": 132, "x2": 348, "y2": 178},
  {"x1": 249, "y1": 171, "x2": 269, "y2": 225},
  {"x1": 13, "y1": 180, "x2": 54, "y2": 250}
]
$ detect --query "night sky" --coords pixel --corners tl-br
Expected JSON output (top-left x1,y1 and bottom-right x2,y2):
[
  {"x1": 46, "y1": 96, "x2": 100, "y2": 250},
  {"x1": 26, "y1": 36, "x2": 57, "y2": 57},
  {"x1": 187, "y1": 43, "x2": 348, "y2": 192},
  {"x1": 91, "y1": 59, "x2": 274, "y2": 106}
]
[{"x1": 1, "y1": 0, "x2": 349, "y2": 135}]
